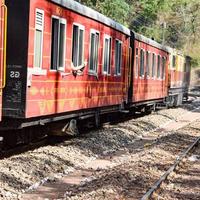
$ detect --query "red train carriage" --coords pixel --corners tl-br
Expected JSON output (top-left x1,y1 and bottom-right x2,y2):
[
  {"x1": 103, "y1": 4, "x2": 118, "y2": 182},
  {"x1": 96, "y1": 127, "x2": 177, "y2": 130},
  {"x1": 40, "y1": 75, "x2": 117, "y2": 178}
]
[
  {"x1": 2, "y1": 0, "x2": 130, "y2": 130},
  {"x1": 128, "y1": 32, "x2": 169, "y2": 109},
  {"x1": 0, "y1": 0, "x2": 7, "y2": 121}
]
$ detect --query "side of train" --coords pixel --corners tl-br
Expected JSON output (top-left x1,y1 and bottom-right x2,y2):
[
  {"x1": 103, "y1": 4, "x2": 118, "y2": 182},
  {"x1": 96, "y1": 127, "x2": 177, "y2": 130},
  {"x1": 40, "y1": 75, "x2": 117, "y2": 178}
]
[{"x1": 0, "y1": 0, "x2": 190, "y2": 144}]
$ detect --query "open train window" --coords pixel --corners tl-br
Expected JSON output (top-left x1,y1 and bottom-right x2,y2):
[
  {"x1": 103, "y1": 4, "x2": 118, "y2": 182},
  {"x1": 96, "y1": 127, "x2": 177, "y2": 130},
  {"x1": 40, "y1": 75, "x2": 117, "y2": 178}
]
[
  {"x1": 139, "y1": 49, "x2": 144, "y2": 77},
  {"x1": 50, "y1": 17, "x2": 66, "y2": 71},
  {"x1": 146, "y1": 51, "x2": 151, "y2": 77},
  {"x1": 72, "y1": 24, "x2": 85, "y2": 68},
  {"x1": 161, "y1": 57, "x2": 166, "y2": 79},
  {"x1": 103, "y1": 35, "x2": 112, "y2": 75},
  {"x1": 89, "y1": 30, "x2": 99, "y2": 74},
  {"x1": 152, "y1": 53, "x2": 156, "y2": 78},
  {"x1": 34, "y1": 9, "x2": 44, "y2": 69},
  {"x1": 157, "y1": 55, "x2": 161, "y2": 78},
  {"x1": 115, "y1": 39, "x2": 122, "y2": 76},
  {"x1": 135, "y1": 48, "x2": 138, "y2": 77}
]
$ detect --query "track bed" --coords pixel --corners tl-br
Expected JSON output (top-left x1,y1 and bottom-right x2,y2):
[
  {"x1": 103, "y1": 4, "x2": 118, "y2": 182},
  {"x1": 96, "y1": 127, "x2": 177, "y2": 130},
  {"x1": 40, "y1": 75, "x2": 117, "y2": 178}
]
[
  {"x1": 155, "y1": 141, "x2": 200, "y2": 199},
  {"x1": 0, "y1": 98, "x2": 199, "y2": 199}
]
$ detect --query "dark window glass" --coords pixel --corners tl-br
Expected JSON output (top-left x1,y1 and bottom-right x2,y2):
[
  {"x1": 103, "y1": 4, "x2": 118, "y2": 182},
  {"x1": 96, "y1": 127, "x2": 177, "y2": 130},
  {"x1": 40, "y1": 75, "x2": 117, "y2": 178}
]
[
  {"x1": 172, "y1": 55, "x2": 176, "y2": 68},
  {"x1": 115, "y1": 40, "x2": 122, "y2": 75},
  {"x1": 140, "y1": 49, "x2": 144, "y2": 77},
  {"x1": 157, "y1": 55, "x2": 161, "y2": 78},
  {"x1": 152, "y1": 53, "x2": 156, "y2": 78},
  {"x1": 103, "y1": 37, "x2": 111, "y2": 74},
  {"x1": 51, "y1": 18, "x2": 59, "y2": 70},
  {"x1": 51, "y1": 18, "x2": 66, "y2": 70},
  {"x1": 162, "y1": 57, "x2": 166, "y2": 79},
  {"x1": 146, "y1": 52, "x2": 151, "y2": 77},
  {"x1": 59, "y1": 23, "x2": 65, "y2": 68},
  {"x1": 78, "y1": 29, "x2": 84, "y2": 66},
  {"x1": 72, "y1": 25, "x2": 79, "y2": 67},
  {"x1": 135, "y1": 48, "x2": 138, "y2": 77},
  {"x1": 89, "y1": 31, "x2": 99, "y2": 73}
]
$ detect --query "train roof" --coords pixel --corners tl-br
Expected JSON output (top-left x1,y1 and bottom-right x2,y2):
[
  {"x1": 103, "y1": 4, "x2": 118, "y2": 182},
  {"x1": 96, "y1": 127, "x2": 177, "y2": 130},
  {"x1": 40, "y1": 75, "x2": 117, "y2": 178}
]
[
  {"x1": 166, "y1": 46, "x2": 186, "y2": 57},
  {"x1": 49, "y1": 0, "x2": 131, "y2": 36},
  {"x1": 134, "y1": 32, "x2": 169, "y2": 53}
]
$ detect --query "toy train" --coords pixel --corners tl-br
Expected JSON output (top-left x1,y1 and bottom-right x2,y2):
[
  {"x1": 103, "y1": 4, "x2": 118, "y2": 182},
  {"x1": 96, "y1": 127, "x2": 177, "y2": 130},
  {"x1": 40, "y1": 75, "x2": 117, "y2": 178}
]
[{"x1": 0, "y1": 0, "x2": 190, "y2": 146}]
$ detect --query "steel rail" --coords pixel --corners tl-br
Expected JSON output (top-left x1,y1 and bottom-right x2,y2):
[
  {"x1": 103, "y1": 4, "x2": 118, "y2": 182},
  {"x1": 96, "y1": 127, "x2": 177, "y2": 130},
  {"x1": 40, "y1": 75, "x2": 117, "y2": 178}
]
[{"x1": 141, "y1": 136, "x2": 200, "y2": 200}]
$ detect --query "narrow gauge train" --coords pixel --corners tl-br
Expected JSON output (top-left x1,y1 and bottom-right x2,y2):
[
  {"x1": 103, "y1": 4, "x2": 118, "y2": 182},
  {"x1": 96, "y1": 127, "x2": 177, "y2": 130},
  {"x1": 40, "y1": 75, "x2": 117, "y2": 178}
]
[{"x1": 0, "y1": 0, "x2": 190, "y2": 147}]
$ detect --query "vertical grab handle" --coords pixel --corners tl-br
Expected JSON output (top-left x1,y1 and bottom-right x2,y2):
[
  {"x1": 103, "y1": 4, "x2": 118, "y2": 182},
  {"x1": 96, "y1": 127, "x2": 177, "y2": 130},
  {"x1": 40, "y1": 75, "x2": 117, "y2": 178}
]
[{"x1": 0, "y1": 1, "x2": 7, "y2": 89}]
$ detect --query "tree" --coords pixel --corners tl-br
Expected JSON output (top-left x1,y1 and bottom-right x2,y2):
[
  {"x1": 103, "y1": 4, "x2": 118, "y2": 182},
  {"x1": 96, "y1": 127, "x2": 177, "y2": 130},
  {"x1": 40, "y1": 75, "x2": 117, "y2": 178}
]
[
  {"x1": 78, "y1": 0, "x2": 200, "y2": 66},
  {"x1": 81, "y1": 0, "x2": 130, "y2": 25}
]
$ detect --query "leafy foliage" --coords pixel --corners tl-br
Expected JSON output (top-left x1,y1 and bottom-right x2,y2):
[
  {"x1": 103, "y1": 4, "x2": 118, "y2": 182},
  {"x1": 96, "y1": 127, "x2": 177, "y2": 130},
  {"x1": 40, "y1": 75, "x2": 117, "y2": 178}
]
[
  {"x1": 80, "y1": 0, "x2": 130, "y2": 25},
  {"x1": 78, "y1": 0, "x2": 200, "y2": 67}
]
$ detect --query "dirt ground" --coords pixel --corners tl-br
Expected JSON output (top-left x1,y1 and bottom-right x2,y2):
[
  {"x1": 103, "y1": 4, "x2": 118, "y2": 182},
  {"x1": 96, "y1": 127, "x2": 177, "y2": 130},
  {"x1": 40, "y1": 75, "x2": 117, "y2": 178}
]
[{"x1": 18, "y1": 100, "x2": 200, "y2": 200}]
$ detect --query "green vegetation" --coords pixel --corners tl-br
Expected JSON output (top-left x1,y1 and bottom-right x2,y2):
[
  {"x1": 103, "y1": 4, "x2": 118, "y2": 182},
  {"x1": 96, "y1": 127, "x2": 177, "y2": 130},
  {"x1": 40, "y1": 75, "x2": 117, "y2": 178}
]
[{"x1": 78, "y1": 0, "x2": 200, "y2": 67}]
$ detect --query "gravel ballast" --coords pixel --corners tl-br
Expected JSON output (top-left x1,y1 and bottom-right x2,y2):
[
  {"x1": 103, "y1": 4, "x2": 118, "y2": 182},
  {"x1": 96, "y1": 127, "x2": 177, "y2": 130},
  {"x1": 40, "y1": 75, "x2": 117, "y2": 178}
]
[{"x1": 0, "y1": 98, "x2": 199, "y2": 199}]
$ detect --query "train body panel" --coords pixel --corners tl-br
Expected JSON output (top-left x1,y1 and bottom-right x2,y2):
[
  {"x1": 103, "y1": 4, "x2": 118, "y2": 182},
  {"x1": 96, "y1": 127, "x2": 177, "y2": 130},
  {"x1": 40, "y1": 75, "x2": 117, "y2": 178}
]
[
  {"x1": 0, "y1": 0, "x2": 191, "y2": 131},
  {"x1": 3, "y1": 0, "x2": 130, "y2": 119},
  {"x1": 129, "y1": 33, "x2": 169, "y2": 105}
]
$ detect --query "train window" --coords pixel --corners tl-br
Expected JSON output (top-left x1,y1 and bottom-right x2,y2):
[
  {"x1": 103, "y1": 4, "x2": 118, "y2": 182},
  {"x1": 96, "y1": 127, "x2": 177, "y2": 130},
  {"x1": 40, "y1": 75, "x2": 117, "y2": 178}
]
[
  {"x1": 89, "y1": 30, "x2": 99, "y2": 74},
  {"x1": 184, "y1": 62, "x2": 187, "y2": 72},
  {"x1": 103, "y1": 35, "x2": 112, "y2": 75},
  {"x1": 157, "y1": 55, "x2": 161, "y2": 78},
  {"x1": 34, "y1": 9, "x2": 44, "y2": 68},
  {"x1": 50, "y1": 17, "x2": 66, "y2": 71},
  {"x1": 152, "y1": 53, "x2": 156, "y2": 78},
  {"x1": 135, "y1": 48, "x2": 138, "y2": 77},
  {"x1": 115, "y1": 40, "x2": 122, "y2": 75},
  {"x1": 146, "y1": 51, "x2": 151, "y2": 77},
  {"x1": 172, "y1": 55, "x2": 176, "y2": 68},
  {"x1": 72, "y1": 24, "x2": 85, "y2": 68},
  {"x1": 161, "y1": 57, "x2": 166, "y2": 79},
  {"x1": 139, "y1": 49, "x2": 144, "y2": 77}
]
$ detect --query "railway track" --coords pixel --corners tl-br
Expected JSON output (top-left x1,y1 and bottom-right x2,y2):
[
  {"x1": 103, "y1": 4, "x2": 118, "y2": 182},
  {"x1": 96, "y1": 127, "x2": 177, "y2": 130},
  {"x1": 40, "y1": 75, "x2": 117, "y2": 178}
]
[
  {"x1": 141, "y1": 136, "x2": 200, "y2": 200},
  {"x1": 0, "y1": 110, "x2": 150, "y2": 159}
]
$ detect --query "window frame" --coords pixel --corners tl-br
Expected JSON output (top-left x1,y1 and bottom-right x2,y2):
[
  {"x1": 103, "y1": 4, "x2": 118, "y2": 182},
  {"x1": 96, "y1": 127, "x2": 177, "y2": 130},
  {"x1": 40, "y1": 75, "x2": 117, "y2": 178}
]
[
  {"x1": 161, "y1": 56, "x2": 166, "y2": 80},
  {"x1": 114, "y1": 39, "x2": 123, "y2": 76},
  {"x1": 34, "y1": 8, "x2": 44, "y2": 69},
  {"x1": 71, "y1": 23, "x2": 85, "y2": 69},
  {"x1": 139, "y1": 48, "x2": 145, "y2": 78},
  {"x1": 135, "y1": 48, "x2": 139, "y2": 78},
  {"x1": 146, "y1": 51, "x2": 151, "y2": 78},
  {"x1": 88, "y1": 29, "x2": 100, "y2": 75},
  {"x1": 102, "y1": 34, "x2": 112, "y2": 75},
  {"x1": 172, "y1": 55, "x2": 176, "y2": 69},
  {"x1": 152, "y1": 53, "x2": 156, "y2": 79},
  {"x1": 157, "y1": 55, "x2": 161, "y2": 79},
  {"x1": 50, "y1": 15, "x2": 67, "y2": 72}
]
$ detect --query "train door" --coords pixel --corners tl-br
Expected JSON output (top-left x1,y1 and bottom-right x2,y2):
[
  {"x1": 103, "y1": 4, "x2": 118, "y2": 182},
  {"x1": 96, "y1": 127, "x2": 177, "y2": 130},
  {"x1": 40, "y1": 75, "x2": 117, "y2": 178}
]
[
  {"x1": 0, "y1": 0, "x2": 7, "y2": 121},
  {"x1": 127, "y1": 31, "x2": 135, "y2": 103},
  {"x1": 127, "y1": 46, "x2": 133, "y2": 101}
]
